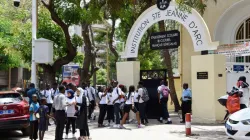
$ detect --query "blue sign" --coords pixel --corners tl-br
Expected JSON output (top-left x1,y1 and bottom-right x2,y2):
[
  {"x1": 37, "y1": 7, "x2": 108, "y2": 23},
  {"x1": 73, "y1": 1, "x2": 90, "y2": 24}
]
[{"x1": 233, "y1": 65, "x2": 245, "y2": 72}]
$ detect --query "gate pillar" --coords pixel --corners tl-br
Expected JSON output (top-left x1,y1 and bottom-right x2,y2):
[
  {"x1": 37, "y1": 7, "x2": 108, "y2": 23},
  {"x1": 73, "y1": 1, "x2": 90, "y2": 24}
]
[
  {"x1": 116, "y1": 61, "x2": 140, "y2": 120},
  {"x1": 191, "y1": 54, "x2": 226, "y2": 123}
]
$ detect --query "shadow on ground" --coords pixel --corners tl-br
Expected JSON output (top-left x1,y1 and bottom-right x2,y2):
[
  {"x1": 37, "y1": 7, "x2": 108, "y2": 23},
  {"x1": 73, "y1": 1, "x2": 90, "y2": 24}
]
[{"x1": 0, "y1": 130, "x2": 26, "y2": 140}]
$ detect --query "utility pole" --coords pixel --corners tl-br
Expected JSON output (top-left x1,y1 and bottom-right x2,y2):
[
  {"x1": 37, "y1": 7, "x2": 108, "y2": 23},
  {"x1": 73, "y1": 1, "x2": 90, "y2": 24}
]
[{"x1": 31, "y1": 0, "x2": 37, "y2": 86}]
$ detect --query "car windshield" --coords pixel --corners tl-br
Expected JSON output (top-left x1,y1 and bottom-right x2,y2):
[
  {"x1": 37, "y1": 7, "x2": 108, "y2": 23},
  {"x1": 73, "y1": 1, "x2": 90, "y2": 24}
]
[{"x1": 0, "y1": 93, "x2": 23, "y2": 105}]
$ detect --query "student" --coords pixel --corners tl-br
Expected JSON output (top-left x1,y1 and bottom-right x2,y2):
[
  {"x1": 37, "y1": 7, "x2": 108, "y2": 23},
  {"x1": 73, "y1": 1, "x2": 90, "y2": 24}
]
[
  {"x1": 76, "y1": 92, "x2": 91, "y2": 140},
  {"x1": 112, "y1": 80, "x2": 122, "y2": 128},
  {"x1": 98, "y1": 86, "x2": 107, "y2": 127},
  {"x1": 120, "y1": 86, "x2": 144, "y2": 129},
  {"x1": 86, "y1": 81, "x2": 96, "y2": 121},
  {"x1": 65, "y1": 89, "x2": 77, "y2": 139},
  {"x1": 53, "y1": 86, "x2": 67, "y2": 140},
  {"x1": 41, "y1": 84, "x2": 53, "y2": 116},
  {"x1": 35, "y1": 97, "x2": 52, "y2": 140},
  {"x1": 134, "y1": 89, "x2": 139, "y2": 111},
  {"x1": 29, "y1": 94, "x2": 40, "y2": 140},
  {"x1": 180, "y1": 83, "x2": 192, "y2": 123},
  {"x1": 119, "y1": 85, "x2": 127, "y2": 120},
  {"x1": 106, "y1": 86, "x2": 114, "y2": 126},
  {"x1": 137, "y1": 81, "x2": 149, "y2": 125},
  {"x1": 157, "y1": 80, "x2": 172, "y2": 124}
]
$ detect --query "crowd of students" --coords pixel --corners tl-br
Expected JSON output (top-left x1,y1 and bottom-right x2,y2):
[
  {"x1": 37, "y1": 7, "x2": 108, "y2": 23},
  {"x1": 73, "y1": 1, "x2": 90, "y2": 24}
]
[{"x1": 25, "y1": 79, "x2": 192, "y2": 140}]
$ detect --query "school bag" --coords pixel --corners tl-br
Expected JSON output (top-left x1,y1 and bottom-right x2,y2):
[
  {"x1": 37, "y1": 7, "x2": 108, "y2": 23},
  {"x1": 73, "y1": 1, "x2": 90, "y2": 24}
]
[
  {"x1": 161, "y1": 86, "x2": 169, "y2": 101},
  {"x1": 226, "y1": 94, "x2": 240, "y2": 114},
  {"x1": 141, "y1": 87, "x2": 150, "y2": 102}
]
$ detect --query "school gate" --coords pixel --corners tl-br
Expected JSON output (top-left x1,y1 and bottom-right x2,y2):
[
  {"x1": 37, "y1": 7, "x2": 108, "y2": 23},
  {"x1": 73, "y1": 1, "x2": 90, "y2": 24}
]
[{"x1": 140, "y1": 69, "x2": 167, "y2": 119}]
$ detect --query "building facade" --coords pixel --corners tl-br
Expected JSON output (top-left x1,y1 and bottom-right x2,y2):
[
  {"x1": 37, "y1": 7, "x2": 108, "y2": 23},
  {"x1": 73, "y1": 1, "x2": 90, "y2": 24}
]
[{"x1": 180, "y1": 0, "x2": 250, "y2": 87}]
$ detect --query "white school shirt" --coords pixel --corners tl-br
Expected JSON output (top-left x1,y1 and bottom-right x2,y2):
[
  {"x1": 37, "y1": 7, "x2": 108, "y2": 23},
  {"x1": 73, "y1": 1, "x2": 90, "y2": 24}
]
[
  {"x1": 86, "y1": 87, "x2": 95, "y2": 101},
  {"x1": 41, "y1": 90, "x2": 53, "y2": 104},
  {"x1": 125, "y1": 92, "x2": 135, "y2": 105},
  {"x1": 107, "y1": 92, "x2": 113, "y2": 105},
  {"x1": 138, "y1": 88, "x2": 144, "y2": 103},
  {"x1": 66, "y1": 97, "x2": 76, "y2": 117},
  {"x1": 51, "y1": 88, "x2": 59, "y2": 97},
  {"x1": 53, "y1": 93, "x2": 67, "y2": 111},
  {"x1": 112, "y1": 87, "x2": 122, "y2": 104},
  {"x1": 134, "y1": 92, "x2": 139, "y2": 103},
  {"x1": 99, "y1": 92, "x2": 107, "y2": 104},
  {"x1": 239, "y1": 87, "x2": 250, "y2": 107}
]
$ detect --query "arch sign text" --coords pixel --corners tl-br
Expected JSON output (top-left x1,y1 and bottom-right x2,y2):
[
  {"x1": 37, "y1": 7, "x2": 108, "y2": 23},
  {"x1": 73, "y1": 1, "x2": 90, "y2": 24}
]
[{"x1": 122, "y1": 1, "x2": 219, "y2": 58}]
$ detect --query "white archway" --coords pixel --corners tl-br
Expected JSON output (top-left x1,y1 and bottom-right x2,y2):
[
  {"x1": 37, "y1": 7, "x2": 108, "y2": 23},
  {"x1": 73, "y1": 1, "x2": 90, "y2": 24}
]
[
  {"x1": 122, "y1": 1, "x2": 218, "y2": 58},
  {"x1": 214, "y1": 0, "x2": 250, "y2": 44}
]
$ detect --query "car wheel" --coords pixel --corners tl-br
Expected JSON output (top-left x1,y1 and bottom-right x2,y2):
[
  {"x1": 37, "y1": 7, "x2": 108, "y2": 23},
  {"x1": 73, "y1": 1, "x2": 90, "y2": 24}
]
[{"x1": 21, "y1": 127, "x2": 30, "y2": 136}]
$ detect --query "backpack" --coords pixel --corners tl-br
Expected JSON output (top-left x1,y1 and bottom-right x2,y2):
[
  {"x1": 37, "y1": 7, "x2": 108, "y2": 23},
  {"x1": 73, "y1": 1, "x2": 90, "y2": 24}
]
[
  {"x1": 141, "y1": 87, "x2": 150, "y2": 102},
  {"x1": 161, "y1": 86, "x2": 169, "y2": 99},
  {"x1": 226, "y1": 94, "x2": 240, "y2": 114}
]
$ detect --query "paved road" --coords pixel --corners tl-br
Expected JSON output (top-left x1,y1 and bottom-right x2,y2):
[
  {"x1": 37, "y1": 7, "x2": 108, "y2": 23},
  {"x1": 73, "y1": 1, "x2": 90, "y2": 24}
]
[{"x1": 2, "y1": 116, "x2": 228, "y2": 140}]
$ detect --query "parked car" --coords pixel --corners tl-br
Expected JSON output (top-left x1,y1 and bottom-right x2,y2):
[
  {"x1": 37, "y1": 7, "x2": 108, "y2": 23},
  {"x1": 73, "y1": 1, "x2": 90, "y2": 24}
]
[
  {"x1": 0, "y1": 91, "x2": 30, "y2": 136},
  {"x1": 225, "y1": 108, "x2": 250, "y2": 140}
]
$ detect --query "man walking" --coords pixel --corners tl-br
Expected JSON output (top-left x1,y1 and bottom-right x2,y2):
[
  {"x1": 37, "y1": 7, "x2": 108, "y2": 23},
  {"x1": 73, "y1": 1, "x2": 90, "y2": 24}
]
[
  {"x1": 157, "y1": 80, "x2": 172, "y2": 124},
  {"x1": 53, "y1": 85, "x2": 67, "y2": 140},
  {"x1": 27, "y1": 83, "x2": 37, "y2": 105},
  {"x1": 181, "y1": 83, "x2": 192, "y2": 123}
]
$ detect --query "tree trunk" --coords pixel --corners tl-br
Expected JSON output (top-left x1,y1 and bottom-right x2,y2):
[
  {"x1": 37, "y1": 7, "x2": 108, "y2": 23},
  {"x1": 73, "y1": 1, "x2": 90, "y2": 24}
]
[
  {"x1": 41, "y1": 64, "x2": 56, "y2": 87},
  {"x1": 81, "y1": 23, "x2": 95, "y2": 84},
  {"x1": 158, "y1": 20, "x2": 181, "y2": 112},
  {"x1": 108, "y1": 18, "x2": 119, "y2": 61}
]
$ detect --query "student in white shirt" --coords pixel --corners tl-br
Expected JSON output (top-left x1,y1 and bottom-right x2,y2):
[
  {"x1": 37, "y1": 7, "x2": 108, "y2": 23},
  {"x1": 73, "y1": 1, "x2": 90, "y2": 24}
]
[
  {"x1": 134, "y1": 89, "x2": 139, "y2": 111},
  {"x1": 53, "y1": 86, "x2": 67, "y2": 140},
  {"x1": 97, "y1": 86, "x2": 107, "y2": 127},
  {"x1": 137, "y1": 81, "x2": 149, "y2": 125},
  {"x1": 112, "y1": 81, "x2": 122, "y2": 127},
  {"x1": 41, "y1": 84, "x2": 53, "y2": 115},
  {"x1": 65, "y1": 89, "x2": 76, "y2": 139},
  {"x1": 106, "y1": 86, "x2": 114, "y2": 126},
  {"x1": 120, "y1": 86, "x2": 143, "y2": 129}
]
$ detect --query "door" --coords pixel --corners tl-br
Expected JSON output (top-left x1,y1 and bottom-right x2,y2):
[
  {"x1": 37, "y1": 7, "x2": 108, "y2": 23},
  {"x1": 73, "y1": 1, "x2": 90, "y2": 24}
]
[{"x1": 140, "y1": 69, "x2": 167, "y2": 119}]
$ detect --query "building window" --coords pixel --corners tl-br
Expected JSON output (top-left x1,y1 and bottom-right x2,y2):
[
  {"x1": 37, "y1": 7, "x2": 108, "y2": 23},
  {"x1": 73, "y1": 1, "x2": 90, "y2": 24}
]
[
  {"x1": 236, "y1": 18, "x2": 250, "y2": 43},
  {"x1": 234, "y1": 17, "x2": 250, "y2": 63}
]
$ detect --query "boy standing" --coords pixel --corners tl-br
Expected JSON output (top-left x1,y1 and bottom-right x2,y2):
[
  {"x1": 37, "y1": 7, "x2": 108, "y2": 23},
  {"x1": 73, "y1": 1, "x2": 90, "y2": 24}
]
[{"x1": 29, "y1": 94, "x2": 40, "y2": 140}]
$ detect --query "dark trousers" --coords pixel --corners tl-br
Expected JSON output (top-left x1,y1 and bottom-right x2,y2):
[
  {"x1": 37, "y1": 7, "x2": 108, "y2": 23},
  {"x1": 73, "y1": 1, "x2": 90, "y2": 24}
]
[
  {"x1": 138, "y1": 102, "x2": 148, "y2": 124},
  {"x1": 30, "y1": 120, "x2": 38, "y2": 140},
  {"x1": 80, "y1": 128, "x2": 90, "y2": 137},
  {"x1": 107, "y1": 105, "x2": 114, "y2": 123},
  {"x1": 114, "y1": 103, "x2": 120, "y2": 124},
  {"x1": 181, "y1": 100, "x2": 192, "y2": 122},
  {"x1": 55, "y1": 110, "x2": 66, "y2": 140},
  {"x1": 88, "y1": 100, "x2": 96, "y2": 119},
  {"x1": 160, "y1": 99, "x2": 170, "y2": 120},
  {"x1": 66, "y1": 117, "x2": 76, "y2": 135},
  {"x1": 98, "y1": 104, "x2": 107, "y2": 124},
  {"x1": 47, "y1": 104, "x2": 52, "y2": 115}
]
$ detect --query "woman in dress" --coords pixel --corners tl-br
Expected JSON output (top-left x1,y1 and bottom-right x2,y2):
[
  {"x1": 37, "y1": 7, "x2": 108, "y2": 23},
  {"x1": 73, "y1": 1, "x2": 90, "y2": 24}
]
[{"x1": 76, "y1": 90, "x2": 91, "y2": 140}]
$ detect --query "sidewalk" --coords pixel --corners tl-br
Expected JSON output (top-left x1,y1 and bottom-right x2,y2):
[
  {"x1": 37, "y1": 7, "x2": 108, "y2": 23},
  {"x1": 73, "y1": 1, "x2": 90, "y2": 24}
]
[{"x1": 37, "y1": 113, "x2": 228, "y2": 140}]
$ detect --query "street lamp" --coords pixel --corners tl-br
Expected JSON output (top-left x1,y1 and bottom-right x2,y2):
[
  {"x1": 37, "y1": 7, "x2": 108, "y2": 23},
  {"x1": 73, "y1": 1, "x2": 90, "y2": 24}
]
[{"x1": 14, "y1": 0, "x2": 37, "y2": 86}]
